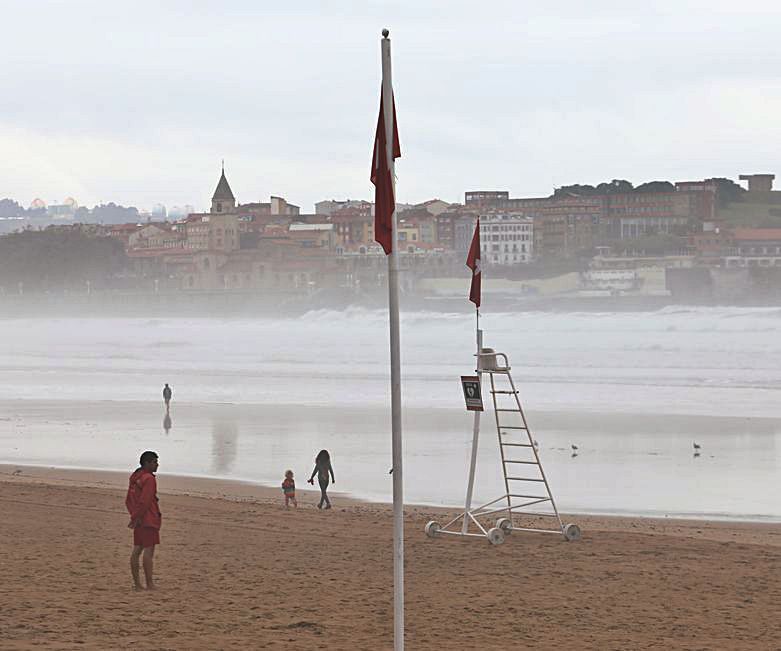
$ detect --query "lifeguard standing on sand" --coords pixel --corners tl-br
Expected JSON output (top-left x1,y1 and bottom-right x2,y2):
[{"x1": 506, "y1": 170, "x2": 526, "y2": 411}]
[{"x1": 126, "y1": 451, "x2": 162, "y2": 590}]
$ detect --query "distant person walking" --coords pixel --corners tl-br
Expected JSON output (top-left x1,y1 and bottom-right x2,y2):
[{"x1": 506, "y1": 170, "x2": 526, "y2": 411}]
[
  {"x1": 162, "y1": 384, "x2": 172, "y2": 413},
  {"x1": 307, "y1": 449, "x2": 335, "y2": 510},
  {"x1": 281, "y1": 469, "x2": 297, "y2": 509},
  {"x1": 126, "y1": 451, "x2": 162, "y2": 590}
]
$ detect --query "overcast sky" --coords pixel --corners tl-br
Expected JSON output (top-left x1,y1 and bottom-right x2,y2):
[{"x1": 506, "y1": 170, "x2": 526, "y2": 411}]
[{"x1": 2, "y1": 1, "x2": 780, "y2": 212}]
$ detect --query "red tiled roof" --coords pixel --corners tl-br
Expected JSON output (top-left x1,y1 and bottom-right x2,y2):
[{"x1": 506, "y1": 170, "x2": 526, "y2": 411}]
[
  {"x1": 127, "y1": 248, "x2": 192, "y2": 258},
  {"x1": 732, "y1": 228, "x2": 781, "y2": 241}
]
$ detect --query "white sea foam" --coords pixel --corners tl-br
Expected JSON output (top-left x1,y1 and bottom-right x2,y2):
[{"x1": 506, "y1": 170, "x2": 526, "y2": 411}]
[{"x1": 1, "y1": 307, "x2": 780, "y2": 416}]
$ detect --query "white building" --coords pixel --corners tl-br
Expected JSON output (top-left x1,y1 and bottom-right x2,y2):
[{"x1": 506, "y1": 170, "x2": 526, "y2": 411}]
[{"x1": 479, "y1": 214, "x2": 533, "y2": 265}]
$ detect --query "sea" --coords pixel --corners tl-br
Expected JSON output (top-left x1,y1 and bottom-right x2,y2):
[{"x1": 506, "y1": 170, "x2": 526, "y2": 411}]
[{"x1": 1, "y1": 305, "x2": 779, "y2": 520}]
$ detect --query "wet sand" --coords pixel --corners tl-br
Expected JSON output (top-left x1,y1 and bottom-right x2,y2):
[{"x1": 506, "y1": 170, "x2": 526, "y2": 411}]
[
  {"x1": 1, "y1": 465, "x2": 780, "y2": 650},
  {"x1": 3, "y1": 398, "x2": 780, "y2": 519}
]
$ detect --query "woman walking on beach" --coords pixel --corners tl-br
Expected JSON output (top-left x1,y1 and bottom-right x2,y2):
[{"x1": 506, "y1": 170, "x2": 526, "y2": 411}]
[{"x1": 308, "y1": 449, "x2": 335, "y2": 510}]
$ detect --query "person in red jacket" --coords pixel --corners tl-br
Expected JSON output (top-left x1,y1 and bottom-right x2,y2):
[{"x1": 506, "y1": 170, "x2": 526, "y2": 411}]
[{"x1": 126, "y1": 450, "x2": 162, "y2": 590}]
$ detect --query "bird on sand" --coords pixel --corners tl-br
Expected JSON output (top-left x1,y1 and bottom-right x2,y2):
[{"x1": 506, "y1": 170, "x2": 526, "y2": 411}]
[
  {"x1": 571, "y1": 444, "x2": 579, "y2": 451},
  {"x1": 693, "y1": 442, "x2": 701, "y2": 451}
]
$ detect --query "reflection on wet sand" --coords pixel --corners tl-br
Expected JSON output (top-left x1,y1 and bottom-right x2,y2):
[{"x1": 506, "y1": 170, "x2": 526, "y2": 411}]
[
  {"x1": 163, "y1": 413, "x2": 172, "y2": 434},
  {"x1": 212, "y1": 419, "x2": 239, "y2": 474}
]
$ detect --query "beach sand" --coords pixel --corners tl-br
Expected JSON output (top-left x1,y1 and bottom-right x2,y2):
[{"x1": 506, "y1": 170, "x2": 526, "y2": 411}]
[{"x1": 1, "y1": 465, "x2": 779, "y2": 650}]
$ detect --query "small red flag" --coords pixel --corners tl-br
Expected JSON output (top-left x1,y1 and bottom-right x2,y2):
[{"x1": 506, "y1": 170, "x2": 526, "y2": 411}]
[
  {"x1": 466, "y1": 219, "x2": 481, "y2": 308},
  {"x1": 370, "y1": 88, "x2": 401, "y2": 255}
]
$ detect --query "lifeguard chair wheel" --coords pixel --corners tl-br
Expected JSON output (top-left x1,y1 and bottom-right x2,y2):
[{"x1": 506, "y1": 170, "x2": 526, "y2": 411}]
[
  {"x1": 425, "y1": 521, "x2": 441, "y2": 538},
  {"x1": 563, "y1": 523, "x2": 582, "y2": 542},
  {"x1": 487, "y1": 527, "x2": 505, "y2": 546},
  {"x1": 496, "y1": 517, "x2": 513, "y2": 534}
]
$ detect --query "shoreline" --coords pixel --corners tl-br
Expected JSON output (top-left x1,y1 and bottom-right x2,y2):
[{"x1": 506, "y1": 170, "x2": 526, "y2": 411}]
[
  {"x1": 2, "y1": 294, "x2": 781, "y2": 320},
  {"x1": 3, "y1": 462, "x2": 781, "y2": 527}
]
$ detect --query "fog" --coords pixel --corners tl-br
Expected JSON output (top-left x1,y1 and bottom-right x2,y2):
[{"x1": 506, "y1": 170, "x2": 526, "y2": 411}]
[
  {"x1": 2, "y1": 3, "x2": 781, "y2": 524},
  {"x1": 1, "y1": 307, "x2": 779, "y2": 518}
]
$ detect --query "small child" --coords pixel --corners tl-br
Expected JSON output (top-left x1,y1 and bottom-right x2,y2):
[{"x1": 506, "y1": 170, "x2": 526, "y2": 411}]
[{"x1": 281, "y1": 470, "x2": 297, "y2": 509}]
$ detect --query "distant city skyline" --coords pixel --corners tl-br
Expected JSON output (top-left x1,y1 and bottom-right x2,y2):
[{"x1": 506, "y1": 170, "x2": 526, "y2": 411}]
[{"x1": 2, "y1": 2, "x2": 780, "y2": 213}]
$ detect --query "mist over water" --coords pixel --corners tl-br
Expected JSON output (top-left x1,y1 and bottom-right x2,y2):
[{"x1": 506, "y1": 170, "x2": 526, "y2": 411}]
[{"x1": 1, "y1": 306, "x2": 780, "y2": 519}]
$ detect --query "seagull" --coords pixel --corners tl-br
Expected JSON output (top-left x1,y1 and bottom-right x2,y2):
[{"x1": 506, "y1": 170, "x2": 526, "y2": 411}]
[
  {"x1": 693, "y1": 442, "x2": 701, "y2": 450},
  {"x1": 571, "y1": 444, "x2": 579, "y2": 451}
]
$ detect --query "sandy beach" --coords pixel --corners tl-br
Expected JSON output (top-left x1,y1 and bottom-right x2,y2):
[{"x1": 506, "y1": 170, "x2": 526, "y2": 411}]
[{"x1": 1, "y1": 465, "x2": 780, "y2": 650}]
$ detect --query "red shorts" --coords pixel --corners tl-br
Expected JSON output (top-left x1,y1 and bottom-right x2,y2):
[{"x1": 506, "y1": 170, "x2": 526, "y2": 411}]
[{"x1": 133, "y1": 527, "x2": 160, "y2": 548}]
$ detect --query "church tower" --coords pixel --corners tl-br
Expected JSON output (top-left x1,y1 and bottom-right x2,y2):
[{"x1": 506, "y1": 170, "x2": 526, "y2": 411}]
[{"x1": 211, "y1": 163, "x2": 236, "y2": 214}]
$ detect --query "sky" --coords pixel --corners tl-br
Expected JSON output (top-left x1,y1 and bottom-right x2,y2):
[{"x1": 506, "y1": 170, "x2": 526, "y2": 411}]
[{"x1": 1, "y1": 1, "x2": 781, "y2": 213}]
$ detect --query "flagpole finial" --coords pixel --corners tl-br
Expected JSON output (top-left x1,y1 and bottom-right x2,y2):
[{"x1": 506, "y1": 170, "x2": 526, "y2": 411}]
[{"x1": 382, "y1": 28, "x2": 389, "y2": 38}]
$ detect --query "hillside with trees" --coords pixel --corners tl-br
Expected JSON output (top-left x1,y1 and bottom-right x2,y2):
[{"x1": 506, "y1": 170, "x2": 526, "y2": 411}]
[{"x1": 0, "y1": 230, "x2": 128, "y2": 292}]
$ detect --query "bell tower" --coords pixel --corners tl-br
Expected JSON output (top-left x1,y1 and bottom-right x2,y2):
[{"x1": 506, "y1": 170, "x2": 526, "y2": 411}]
[{"x1": 211, "y1": 162, "x2": 236, "y2": 214}]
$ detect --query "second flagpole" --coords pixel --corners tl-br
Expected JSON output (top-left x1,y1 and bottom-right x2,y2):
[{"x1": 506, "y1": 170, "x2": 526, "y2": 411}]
[
  {"x1": 462, "y1": 305, "x2": 482, "y2": 533},
  {"x1": 381, "y1": 29, "x2": 404, "y2": 651}
]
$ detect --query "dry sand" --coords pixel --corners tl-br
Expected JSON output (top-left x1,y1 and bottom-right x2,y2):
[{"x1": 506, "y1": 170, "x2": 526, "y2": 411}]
[{"x1": 1, "y1": 465, "x2": 780, "y2": 650}]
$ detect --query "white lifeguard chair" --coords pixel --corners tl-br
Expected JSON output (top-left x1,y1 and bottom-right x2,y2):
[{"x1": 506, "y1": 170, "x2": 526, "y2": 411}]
[{"x1": 426, "y1": 343, "x2": 581, "y2": 545}]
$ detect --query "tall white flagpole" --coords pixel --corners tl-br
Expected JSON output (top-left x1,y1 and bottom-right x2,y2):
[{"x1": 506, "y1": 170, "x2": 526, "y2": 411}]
[
  {"x1": 381, "y1": 28, "x2": 404, "y2": 651},
  {"x1": 462, "y1": 308, "x2": 482, "y2": 533}
]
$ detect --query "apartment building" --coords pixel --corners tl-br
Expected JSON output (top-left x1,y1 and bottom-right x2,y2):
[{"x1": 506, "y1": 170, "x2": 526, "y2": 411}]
[{"x1": 479, "y1": 214, "x2": 533, "y2": 265}]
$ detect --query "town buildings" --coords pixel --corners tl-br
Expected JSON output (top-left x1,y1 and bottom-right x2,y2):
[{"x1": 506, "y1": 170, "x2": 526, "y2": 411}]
[
  {"x1": 479, "y1": 214, "x2": 533, "y2": 265},
  {"x1": 724, "y1": 228, "x2": 781, "y2": 268},
  {"x1": 465, "y1": 179, "x2": 720, "y2": 249},
  {"x1": 12, "y1": 167, "x2": 780, "y2": 299}
]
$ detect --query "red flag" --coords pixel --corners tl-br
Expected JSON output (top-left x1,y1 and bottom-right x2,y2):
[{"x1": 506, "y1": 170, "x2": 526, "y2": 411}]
[
  {"x1": 466, "y1": 219, "x2": 481, "y2": 307},
  {"x1": 370, "y1": 88, "x2": 401, "y2": 254}
]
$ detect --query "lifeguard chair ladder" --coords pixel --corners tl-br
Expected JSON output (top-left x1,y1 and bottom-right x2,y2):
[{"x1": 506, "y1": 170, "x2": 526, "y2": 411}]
[{"x1": 426, "y1": 348, "x2": 581, "y2": 545}]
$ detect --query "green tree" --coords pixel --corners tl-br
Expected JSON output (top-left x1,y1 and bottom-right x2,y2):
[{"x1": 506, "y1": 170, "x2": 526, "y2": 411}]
[
  {"x1": 0, "y1": 198, "x2": 24, "y2": 218},
  {"x1": 635, "y1": 181, "x2": 675, "y2": 193},
  {"x1": 596, "y1": 179, "x2": 634, "y2": 194},
  {"x1": 706, "y1": 178, "x2": 746, "y2": 207},
  {"x1": 0, "y1": 230, "x2": 128, "y2": 291},
  {"x1": 90, "y1": 202, "x2": 140, "y2": 224}
]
